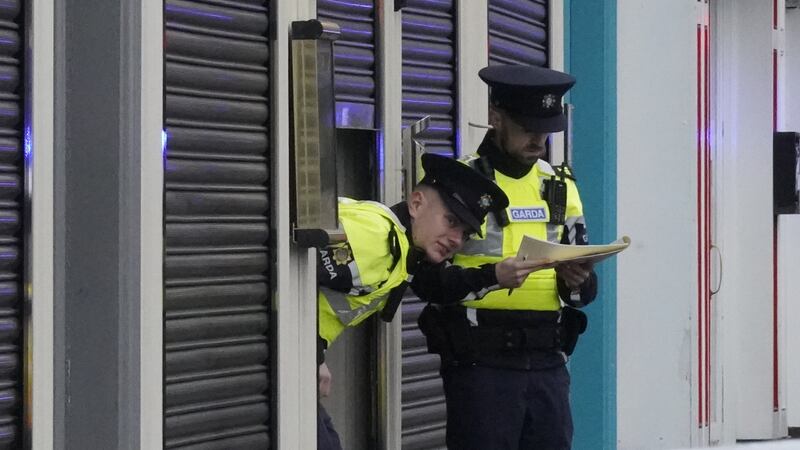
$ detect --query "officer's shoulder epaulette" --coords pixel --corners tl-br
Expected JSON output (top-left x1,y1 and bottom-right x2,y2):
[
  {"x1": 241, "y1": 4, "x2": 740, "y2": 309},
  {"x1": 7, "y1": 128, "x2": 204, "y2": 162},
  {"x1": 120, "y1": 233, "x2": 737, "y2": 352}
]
[{"x1": 553, "y1": 164, "x2": 576, "y2": 181}]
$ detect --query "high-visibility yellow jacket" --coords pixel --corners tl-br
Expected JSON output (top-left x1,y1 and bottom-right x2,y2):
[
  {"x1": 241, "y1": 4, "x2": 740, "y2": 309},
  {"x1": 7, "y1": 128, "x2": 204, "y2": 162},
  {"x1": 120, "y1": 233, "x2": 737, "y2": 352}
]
[
  {"x1": 455, "y1": 157, "x2": 586, "y2": 311},
  {"x1": 318, "y1": 198, "x2": 411, "y2": 345}
]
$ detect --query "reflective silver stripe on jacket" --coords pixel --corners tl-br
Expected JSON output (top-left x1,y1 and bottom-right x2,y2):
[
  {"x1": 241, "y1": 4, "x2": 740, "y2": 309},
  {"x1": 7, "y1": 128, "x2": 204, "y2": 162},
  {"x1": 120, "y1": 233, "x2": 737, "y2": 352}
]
[
  {"x1": 564, "y1": 215, "x2": 586, "y2": 244},
  {"x1": 321, "y1": 286, "x2": 388, "y2": 325},
  {"x1": 459, "y1": 213, "x2": 503, "y2": 257},
  {"x1": 546, "y1": 223, "x2": 561, "y2": 243},
  {"x1": 347, "y1": 260, "x2": 364, "y2": 292},
  {"x1": 460, "y1": 284, "x2": 499, "y2": 302}
]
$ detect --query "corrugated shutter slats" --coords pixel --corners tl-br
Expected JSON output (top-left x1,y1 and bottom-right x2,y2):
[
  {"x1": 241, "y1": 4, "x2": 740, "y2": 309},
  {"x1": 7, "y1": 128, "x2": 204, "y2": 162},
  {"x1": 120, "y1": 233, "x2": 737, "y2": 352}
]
[
  {"x1": 402, "y1": 0, "x2": 456, "y2": 157},
  {"x1": 488, "y1": 0, "x2": 547, "y2": 66},
  {"x1": 164, "y1": 1, "x2": 271, "y2": 448},
  {"x1": 0, "y1": 1, "x2": 21, "y2": 447},
  {"x1": 401, "y1": 2, "x2": 455, "y2": 448},
  {"x1": 318, "y1": 0, "x2": 376, "y2": 128},
  {"x1": 401, "y1": 296, "x2": 447, "y2": 449}
]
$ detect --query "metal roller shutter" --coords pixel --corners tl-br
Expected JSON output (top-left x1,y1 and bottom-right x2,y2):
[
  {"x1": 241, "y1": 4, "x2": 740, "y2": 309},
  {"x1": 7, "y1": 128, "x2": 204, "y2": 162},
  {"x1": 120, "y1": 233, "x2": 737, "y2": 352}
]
[
  {"x1": 0, "y1": 1, "x2": 22, "y2": 447},
  {"x1": 400, "y1": 2, "x2": 455, "y2": 447},
  {"x1": 401, "y1": 295, "x2": 446, "y2": 449},
  {"x1": 318, "y1": 0, "x2": 376, "y2": 128},
  {"x1": 488, "y1": 0, "x2": 548, "y2": 66},
  {"x1": 401, "y1": 0, "x2": 456, "y2": 157},
  {"x1": 163, "y1": 1, "x2": 271, "y2": 448}
]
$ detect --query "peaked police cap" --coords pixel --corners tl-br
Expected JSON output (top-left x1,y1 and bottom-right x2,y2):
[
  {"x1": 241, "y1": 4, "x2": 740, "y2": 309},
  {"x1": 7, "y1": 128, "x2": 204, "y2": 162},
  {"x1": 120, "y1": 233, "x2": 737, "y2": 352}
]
[
  {"x1": 479, "y1": 64, "x2": 576, "y2": 133},
  {"x1": 418, "y1": 153, "x2": 508, "y2": 237}
]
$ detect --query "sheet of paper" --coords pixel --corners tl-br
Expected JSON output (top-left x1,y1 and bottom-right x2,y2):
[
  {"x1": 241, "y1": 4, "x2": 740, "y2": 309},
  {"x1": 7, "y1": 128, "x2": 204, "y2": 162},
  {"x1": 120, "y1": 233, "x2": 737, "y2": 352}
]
[{"x1": 516, "y1": 235, "x2": 631, "y2": 265}]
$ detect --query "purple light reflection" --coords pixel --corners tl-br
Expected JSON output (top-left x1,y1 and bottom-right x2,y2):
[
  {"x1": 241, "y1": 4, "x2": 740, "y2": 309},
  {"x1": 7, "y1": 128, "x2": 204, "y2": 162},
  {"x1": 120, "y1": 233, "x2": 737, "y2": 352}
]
[
  {"x1": 165, "y1": 5, "x2": 233, "y2": 22},
  {"x1": 403, "y1": 20, "x2": 451, "y2": 32},
  {"x1": 23, "y1": 126, "x2": 30, "y2": 160},
  {"x1": 322, "y1": 0, "x2": 372, "y2": 10},
  {"x1": 403, "y1": 99, "x2": 452, "y2": 106}
]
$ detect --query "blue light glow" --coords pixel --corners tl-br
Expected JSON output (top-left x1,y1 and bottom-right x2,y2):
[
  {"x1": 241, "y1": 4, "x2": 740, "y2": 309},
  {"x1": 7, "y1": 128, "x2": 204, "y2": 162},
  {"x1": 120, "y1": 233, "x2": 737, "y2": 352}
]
[
  {"x1": 404, "y1": 20, "x2": 451, "y2": 32},
  {"x1": 340, "y1": 27, "x2": 373, "y2": 37},
  {"x1": 165, "y1": 5, "x2": 233, "y2": 21},
  {"x1": 323, "y1": 0, "x2": 372, "y2": 10},
  {"x1": 403, "y1": 98, "x2": 452, "y2": 106},
  {"x1": 405, "y1": 72, "x2": 452, "y2": 82},
  {"x1": 377, "y1": 133, "x2": 385, "y2": 193},
  {"x1": 23, "y1": 125, "x2": 31, "y2": 160},
  {"x1": 336, "y1": 53, "x2": 375, "y2": 63},
  {"x1": 408, "y1": 47, "x2": 452, "y2": 57},
  {"x1": 161, "y1": 129, "x2": 168, "y2": 157}
]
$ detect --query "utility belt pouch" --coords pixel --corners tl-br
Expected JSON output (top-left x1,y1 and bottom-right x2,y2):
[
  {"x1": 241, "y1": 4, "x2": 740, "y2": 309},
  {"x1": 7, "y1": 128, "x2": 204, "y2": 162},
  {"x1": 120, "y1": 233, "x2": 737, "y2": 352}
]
[
  {"x1": 441, "y1": 307, "x2": 474, "y2": 358},
  {"x1": 559, "y1": 306, "x2": 588, "y2": 356},
  {"x1": 417, "y1": 305, "x2": 450, "y2": 355},
  {"x1": 417, "y1": 305, "x2": 473, "y2": 362}
]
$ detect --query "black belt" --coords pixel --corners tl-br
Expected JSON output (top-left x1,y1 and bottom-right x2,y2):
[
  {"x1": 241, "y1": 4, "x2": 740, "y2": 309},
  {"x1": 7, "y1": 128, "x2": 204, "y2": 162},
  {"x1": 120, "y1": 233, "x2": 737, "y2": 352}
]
[{"x1": 469, "y1": 325, "x2": 560, "y2": 352}]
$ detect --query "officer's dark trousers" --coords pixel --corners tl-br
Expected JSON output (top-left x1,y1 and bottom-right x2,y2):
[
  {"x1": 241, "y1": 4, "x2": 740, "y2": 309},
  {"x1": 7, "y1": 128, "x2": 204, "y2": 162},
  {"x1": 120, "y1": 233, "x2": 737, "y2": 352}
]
[
  {"x1": 317, "y1": 403, "x2": 343, "y2": 450},
  {"x1": 441, "y1": 364, "x2": 572, "y2": 450}
]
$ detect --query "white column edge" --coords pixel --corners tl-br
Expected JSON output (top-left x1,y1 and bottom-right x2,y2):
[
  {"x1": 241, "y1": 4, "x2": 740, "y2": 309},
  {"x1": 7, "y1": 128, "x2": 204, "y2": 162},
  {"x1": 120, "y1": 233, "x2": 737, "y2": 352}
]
[
  {"x1": 139, "y1": 0, "x2": 164, "y2": 448},
  {"x1": 457, "y1": 0, "x2": 489, "y2": 158},
  {"x1": 275, "y1": 0, "x2": 319, "y2": 448},
  {"x1": 377, "y1": 3, "x2": 403, "y2": 449},
  {"x1": 29, "y1": 0, "x2": 55, "y2": 447},
  {"x1": 549, "y1": 0, "x2": 566, "y2": 165}
]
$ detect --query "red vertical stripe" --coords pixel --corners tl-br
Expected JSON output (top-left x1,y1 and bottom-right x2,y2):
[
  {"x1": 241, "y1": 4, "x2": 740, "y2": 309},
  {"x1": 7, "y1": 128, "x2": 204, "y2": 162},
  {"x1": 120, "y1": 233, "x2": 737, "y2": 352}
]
[
  {"x1": 774, "y1": 225, "x2": 779, "y2": 411},
  {"x1": 703, "y1": 26, "x2": 711, "y2": 424},
  {"x1": 696, "y1": 23, "x2": 704, "y2": 428},
  {"x1": 773, "y1": 48, "x2": 779, "y2": 412},
  {"x1": 773, "y1": 50, "x2": 778, "y2": 131},
  {"x1": 774, "y1": 0, "x2": 778, "y2": 29}
]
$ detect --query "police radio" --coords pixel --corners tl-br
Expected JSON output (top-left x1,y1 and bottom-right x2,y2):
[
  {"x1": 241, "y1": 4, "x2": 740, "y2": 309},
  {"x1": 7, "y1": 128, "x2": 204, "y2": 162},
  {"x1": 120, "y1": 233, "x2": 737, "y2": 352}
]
[
  {"x1": 543, "y1": 176, "x2": 567, "y2": 225},
  {"x1": 544, "y1": 103, "x2": 574, "y2": 226}
]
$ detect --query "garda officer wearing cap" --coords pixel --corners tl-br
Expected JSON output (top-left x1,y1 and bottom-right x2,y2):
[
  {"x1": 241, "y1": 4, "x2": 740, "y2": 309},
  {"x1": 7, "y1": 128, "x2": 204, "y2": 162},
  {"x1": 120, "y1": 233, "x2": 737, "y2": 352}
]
[
  {"x1": 412, "y1": 65, "x2": 598, "y2": 449},
  {"x1": 316, "y1": 153, "x2": 509, "y2": 450}
]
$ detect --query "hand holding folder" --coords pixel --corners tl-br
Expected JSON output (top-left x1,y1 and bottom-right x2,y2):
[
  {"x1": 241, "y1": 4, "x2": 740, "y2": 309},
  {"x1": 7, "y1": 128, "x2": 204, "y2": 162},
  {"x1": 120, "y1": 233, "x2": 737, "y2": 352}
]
[{"x1": 507, "y1": 235, "x2": 631, "y2": 295}]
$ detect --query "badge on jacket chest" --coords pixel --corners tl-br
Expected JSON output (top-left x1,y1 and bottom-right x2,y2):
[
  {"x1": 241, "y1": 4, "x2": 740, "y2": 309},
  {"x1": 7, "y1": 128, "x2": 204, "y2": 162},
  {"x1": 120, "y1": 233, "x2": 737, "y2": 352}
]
[{"x1": 508, "y1": 206, "x2": 549, "y2": 222}]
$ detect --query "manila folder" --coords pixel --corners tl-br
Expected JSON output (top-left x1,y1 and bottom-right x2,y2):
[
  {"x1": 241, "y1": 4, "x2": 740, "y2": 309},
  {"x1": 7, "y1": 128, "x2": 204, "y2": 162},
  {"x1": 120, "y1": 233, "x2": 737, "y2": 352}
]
[{"x1": 516, "y1": 235, "x2": 631, "y2": 265}]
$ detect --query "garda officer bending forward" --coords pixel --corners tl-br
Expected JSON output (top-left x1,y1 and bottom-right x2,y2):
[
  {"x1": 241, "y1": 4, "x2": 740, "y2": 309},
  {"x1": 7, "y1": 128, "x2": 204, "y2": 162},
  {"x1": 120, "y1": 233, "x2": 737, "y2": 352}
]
[
  {"x1": 316, "y1": 153, "x2": 546, "y2": 450},
  {"x1": 412, "y1": 65, "x2": 598, "y2": 449}
]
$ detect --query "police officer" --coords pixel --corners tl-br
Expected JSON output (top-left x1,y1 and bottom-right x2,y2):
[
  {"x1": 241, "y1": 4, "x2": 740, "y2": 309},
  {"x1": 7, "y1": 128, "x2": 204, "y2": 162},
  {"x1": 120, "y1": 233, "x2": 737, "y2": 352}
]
[
  {"x1": 412, "y1": 65, "x2": 598, "y2": 449},
  {"x1": 315, "y1": 153, "x2": 546, "y2": 450}
]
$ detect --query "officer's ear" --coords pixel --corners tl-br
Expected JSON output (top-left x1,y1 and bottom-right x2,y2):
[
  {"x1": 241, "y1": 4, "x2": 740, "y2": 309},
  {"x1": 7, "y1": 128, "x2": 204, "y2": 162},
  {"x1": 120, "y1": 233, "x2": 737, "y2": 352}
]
[
  {"x1": 409, "y1": 185, "x2": 437, "y2": 220},
  {"x1": 407, "y1": 189, "x2": 426, "y2": 220},
  {"x1": 488, "y1": 105, "x2": 502, "y2": 130}
]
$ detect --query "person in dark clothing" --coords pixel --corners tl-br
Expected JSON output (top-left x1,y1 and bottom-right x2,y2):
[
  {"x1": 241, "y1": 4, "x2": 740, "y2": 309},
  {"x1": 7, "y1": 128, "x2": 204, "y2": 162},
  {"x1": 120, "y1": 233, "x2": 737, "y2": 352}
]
[
  {"x1": 316, "y1": 153, "x2": 546, "y2": 450},
  {"x1": 412, "y1": 64, "x2": 598, "y2": 450}
]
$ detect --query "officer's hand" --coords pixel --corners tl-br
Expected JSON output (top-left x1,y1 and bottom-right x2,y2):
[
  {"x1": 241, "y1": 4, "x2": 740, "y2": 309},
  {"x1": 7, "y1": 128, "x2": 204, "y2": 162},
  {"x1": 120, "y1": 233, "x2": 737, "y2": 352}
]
[
  {"x1": 495, "y1": 257, "x2": 554, "y2": 288},
  {"x1": 319, "y1": 362, "x2": 332, "y2": 398},
  {"x1": 555, "y1": 262, "x2": 593, "y2": 290}
]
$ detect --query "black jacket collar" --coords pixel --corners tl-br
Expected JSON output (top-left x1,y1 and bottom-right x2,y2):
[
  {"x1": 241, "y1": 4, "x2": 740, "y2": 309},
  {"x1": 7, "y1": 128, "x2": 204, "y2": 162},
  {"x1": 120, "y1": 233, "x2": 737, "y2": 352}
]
[{"x1": 390, "y1": 202, "x2": 424, "y2": 273}]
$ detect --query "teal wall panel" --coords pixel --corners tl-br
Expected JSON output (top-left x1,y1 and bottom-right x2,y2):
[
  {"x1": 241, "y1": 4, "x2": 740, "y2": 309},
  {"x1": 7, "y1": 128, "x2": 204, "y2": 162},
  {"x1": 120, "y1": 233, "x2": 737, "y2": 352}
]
[{"x1": 565, "y1": 1, "x2": 617, "y2": 449}]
